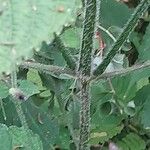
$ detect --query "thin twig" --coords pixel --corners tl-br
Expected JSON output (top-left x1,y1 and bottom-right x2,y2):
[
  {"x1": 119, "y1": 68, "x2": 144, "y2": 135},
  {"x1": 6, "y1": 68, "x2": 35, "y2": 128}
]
[
  {"x1": 0, "y1": 99, "x2": 6, "y2": 120},
  {"x1": 90, "y1": 61, "x2": 150, "y2": 81},
  {"x1": 97, "y1": 25, "x2": 116, "y2": 42},
  {"x1": 0, "y1": 42, "x2": 15, "y2": 46}
]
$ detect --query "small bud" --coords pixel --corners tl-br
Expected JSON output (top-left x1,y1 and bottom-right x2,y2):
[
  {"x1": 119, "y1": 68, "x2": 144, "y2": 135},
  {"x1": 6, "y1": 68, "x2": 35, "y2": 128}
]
[{"x1": 9, "y1": 88, "x2": 27, "y2": 101}]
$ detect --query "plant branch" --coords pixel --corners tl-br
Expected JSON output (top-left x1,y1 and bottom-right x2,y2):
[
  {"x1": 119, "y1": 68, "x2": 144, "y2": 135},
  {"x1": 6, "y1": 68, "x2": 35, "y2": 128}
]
[
  {"x1": 20, "y1": 61, "x2": 75, "y2": 77},
  {"x1": 91, "y1": 61, "x2": 150, "y2": 81},
  {"x1": 10, "y1": 50, "x2": 32, "y2": 149},
  {"x1": 97, "y1": 25, "x2": 116, "y2": 42},
  {"x1": 20, "y1": 60, "x2": 150, "y2": 82},
  {"x1": 77, "y1": 0, "x2": 97, "y2": 149},
  {"x1": 54, "y1": 34, "x2": 76, "y2": 70},
  {"x1": 93, "y1": 0, "x2": 149, "y2": 76},
  {"x1": 78, "y1": 0, "x2": 97, "y2": 76},
  {"x1": 0, "y1": 99, "x2": 6, "y2": 120}
]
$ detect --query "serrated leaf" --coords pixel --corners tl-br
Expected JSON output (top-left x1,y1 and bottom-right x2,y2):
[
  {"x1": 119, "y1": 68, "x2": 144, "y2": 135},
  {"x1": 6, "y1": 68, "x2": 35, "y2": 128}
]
[
  {"x1": 91, "y1": 107, "x2": 124, "y2": 144},
  {"x1": 0, "y1": 123, "x2": 12, "y2": 150},
  {"x1": 111, "y1": 75, "x2": 137, "y2": 103},
  {"x1": 101, "y1": 0, "x2": 133, "y2": 28},
  {"x1": 27, "y1": 69, "x2": 46, "y2": 91},
  {"x1": 90, "y1": 125, "x2": 124, "y2": 144},
  {"x1": 0, "y1": 82, "x2": 9, "y2": 99},
  {"x1": 117, "y1": 133, "x2": 146, "y2": 150},
  {"x1": 0, "y1": 123, "x2": 43, "y2": 150},
  {"x1": 0, "y1": 0, "x2": 81, "y2": 74},
  {"x1": 140, "y1": 96, "x2": 150, "y2": 129},
  {"x1": 138, "y1": 24, "x2": 150, "y2": 61},
  {"x1": 60, "y1": 27, "x2": 81, "y2": 49},
  {"x1": 133, "y1": 84, "x2": 150, "y2": 107},
  {"x1": 9, "y1": 126, "x2": 43, "y2": 150},
  {"x1": 55, "y1": 125, "x2": 71, "y2": 149},
  {"x1": 0, "y1": 97, "x2": 21, "y2": 126},
  {"x1": 22, "y1": 100, "x2": 59, "y2": 149},
  {"x1": 18, "y1": 80, "x2": 40, "y2": 97}
]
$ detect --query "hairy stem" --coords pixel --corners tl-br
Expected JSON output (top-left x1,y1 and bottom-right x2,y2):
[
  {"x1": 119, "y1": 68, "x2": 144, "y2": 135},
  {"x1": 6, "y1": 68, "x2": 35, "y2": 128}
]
[
  {"x1": 78, "y1": 0, "x2": 97, "y2": 149},
  {"x1": 78, "y1": 79, "x2": 90, "y2": 150},
  {"x1": 11, "y1": 69, "x2": 32, "y2": 149},
  {"x1": 20, "y1": 61, "x2": 75, "y2": 77},
  {"x1": 20, "y1": 60, "x2": 150, "y2": 82},
  {"x1": 0, "y1": 99, "x2": 6, "y2": 120},
  {"x1": 78, "y1": 0, "x2": 96, "y2": 76},
  {"x1": 93, "y1": 0, "x2": 149, "y2": 76},
  {"x1": 54, "y1": 34, "x2": 76, "y2": 70},
  {"x1": 91, "y1": 61, "x2": 150, "y2": 81}
]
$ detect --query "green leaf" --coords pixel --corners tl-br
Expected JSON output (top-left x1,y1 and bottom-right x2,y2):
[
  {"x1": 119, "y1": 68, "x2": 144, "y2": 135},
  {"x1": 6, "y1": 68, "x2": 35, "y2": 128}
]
[
  {"x1": 9, "y1": 126, "x2": 43, "y2": 150},
  {"x1": 60, "y1": 27, "x2": 81, "y2": 49},
  {"x1": 0, "y1": 82, "x2": 9, "y2": 99},
  {"x1": 117, "y1": 133, "x2": 146, "y2": 150},
  {"x1": 27, "y1": 69, "x2": 46, "y2": 91},
  {"x1": 111, "y1": 75, "x2": 137, "y2": 103},
  {"x1": 90, "y1": 80, "x2": 113, "y2": 109},
  {"x1": 0, "y1": 124, "x2": 12, "y2": 150},
  {"x1": 18, "y1": 80, "x2": 40, "y2": 97},
  {"x1": 101, "y1": 0, "x2": 133, "y2": 28},
  {"x1": 134, "y1": 84, "x2": 150, "y2": 108},
  {"x1": 90, "y1": 125, "x2": 123, "y2": 144},
  {"x1": 0, "y1": 0, "x2": 81, "y2": 74},
  {"x1": 140, "y1": 96, "x2": 150, "y2": 129},
  {"x1": 55, "y1": 125, "x2": 71, "y2": 149},
  {"x1": 90, "y1": 113, "x2": 124, "y2": 144},
  {"x1": 0, "y1": 97, "x2": 21, "y2": 126},
  {"x1": 22, "y1": 100, "x2": 59, "y2": 149},
  {"x1": 138, "y1": 24, "x2": 150, "y2": 61},
  {"x1": 0, "y1": 123, "x2": 43, "y2": 150}
]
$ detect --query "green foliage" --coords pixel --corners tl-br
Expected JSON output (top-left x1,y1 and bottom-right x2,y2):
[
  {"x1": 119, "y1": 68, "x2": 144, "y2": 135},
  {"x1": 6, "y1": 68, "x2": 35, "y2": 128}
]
[
  {"x1": 117, "y1": 133, "x2": 146, "y2": 150},
  {"x1": 141, "y1": 97, "x2": 150, "y2": 129},
  {"x1": 138, "y1": 23, "x2": 150, "y2": 61},
  {"x1": 60, "y1": 27, "x2": 81, "y2": 49},
  {"x1": 100, "y1": 0, "x2": 133, "y2": 28},
  {"x1": 0, "y1": 0, "x2": 150, "y2": 150},
  {"x1": 0, "y1": 0, "x2": 81, "y2": 74},
  {"x1": 0, "y1": 124, "x2": 12, "y2": 150},
  {"x1": 0, "y1": 82, "x2": 9, "y2": 99},
  {"x1": 18, "y1": 80, "x2": 40, "y2": 97},
  {"x1": 0, "y1": 123, "x2": 43, "y2": 150}
]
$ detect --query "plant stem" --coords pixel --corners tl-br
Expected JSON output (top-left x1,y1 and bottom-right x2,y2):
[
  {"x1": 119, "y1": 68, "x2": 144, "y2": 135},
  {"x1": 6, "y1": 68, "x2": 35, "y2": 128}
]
[
  {"x1": 78, "y1": 0, "x2": 97, "y2": 149},
  {"x1": 11, "y1": 50, "x2": 33, "y2": 149},
  {"x1": 97, "y1": 25, "x2": 116, "y2": 42},
  {"x1": 20, "y1": 61, "x2": 75, "y2": 77},
  {"x1": 93, "y1": 0, "x2": 149, "y2": 76},
  {"x1": 91, "y1": 61, "x2": 150, "y2": 81},
  {"x1": 78, "y1": 80, "x2": 90, "y2": 150},
  {"x1": 54, "y1": 34, "x2": 76, "y2": 70},
  {"x1": 11, "y1": 67, "x2": 33, "y2": 147},
  {"x1": 20, "y1": 60, "x2": 150, "y2": 82},
  {"x1": 78, "y1": 0, "x2": 97, "y2": 76},
  {"x1": 0, "y1": 99, "x2": 6, "y2": 120}
]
